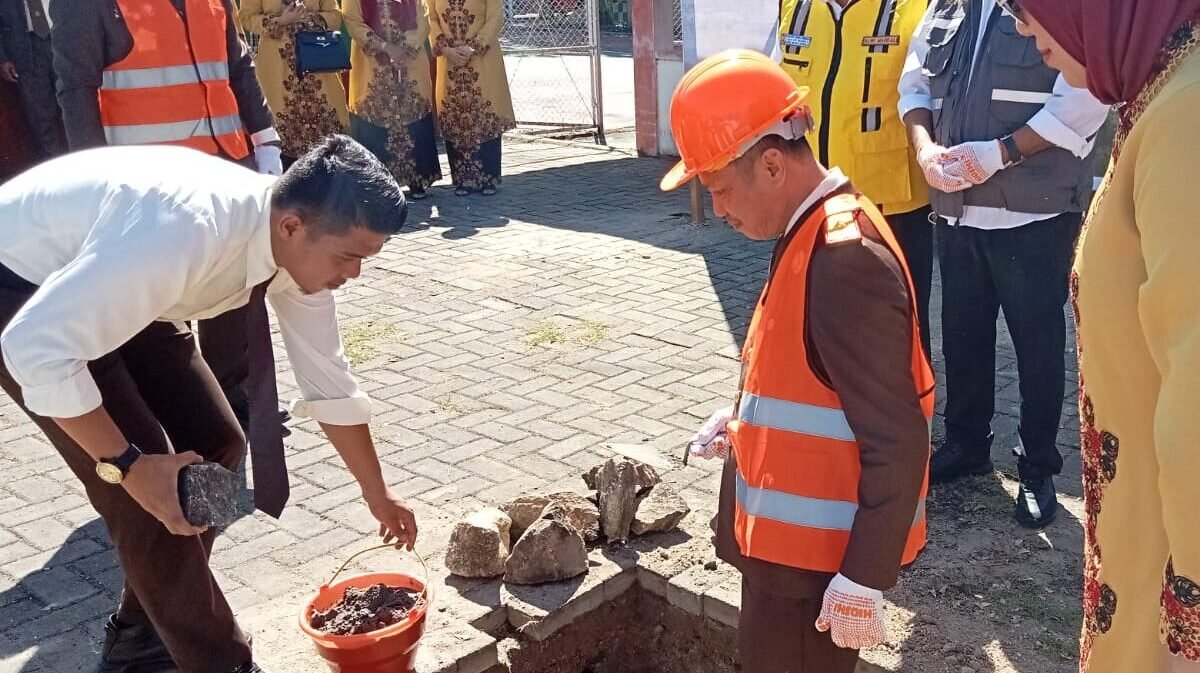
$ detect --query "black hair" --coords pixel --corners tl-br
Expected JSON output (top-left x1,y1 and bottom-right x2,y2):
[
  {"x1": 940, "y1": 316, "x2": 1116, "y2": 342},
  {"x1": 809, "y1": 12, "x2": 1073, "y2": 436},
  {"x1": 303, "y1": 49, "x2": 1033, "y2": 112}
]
[{"x1": 271, "y1": 134, "x2": 407, "y2": 237}]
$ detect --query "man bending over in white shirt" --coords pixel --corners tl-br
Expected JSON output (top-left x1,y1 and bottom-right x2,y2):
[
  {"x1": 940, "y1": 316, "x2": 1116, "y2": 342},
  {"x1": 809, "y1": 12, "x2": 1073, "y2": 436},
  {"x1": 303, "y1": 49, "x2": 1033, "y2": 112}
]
[{"x1": 0, "y1": 135, "x2": 416, "y2": 673}]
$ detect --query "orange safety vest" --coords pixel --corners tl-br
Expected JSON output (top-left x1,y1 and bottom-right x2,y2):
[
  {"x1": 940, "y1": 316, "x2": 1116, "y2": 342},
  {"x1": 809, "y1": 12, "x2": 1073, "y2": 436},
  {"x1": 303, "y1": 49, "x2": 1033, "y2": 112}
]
[
  {"x1": 100, "y1": 0, "x2": 249, "y2": 159},
  {"x1": 728, "y1": 190, "x2": 935, "y2": 574}
]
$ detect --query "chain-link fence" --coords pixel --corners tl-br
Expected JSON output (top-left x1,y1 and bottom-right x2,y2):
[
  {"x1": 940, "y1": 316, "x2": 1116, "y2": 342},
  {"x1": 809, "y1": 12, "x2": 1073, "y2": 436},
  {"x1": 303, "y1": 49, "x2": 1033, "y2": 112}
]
[{"x1": 501, "y1": 0, "x2": 605, "y2": 142}]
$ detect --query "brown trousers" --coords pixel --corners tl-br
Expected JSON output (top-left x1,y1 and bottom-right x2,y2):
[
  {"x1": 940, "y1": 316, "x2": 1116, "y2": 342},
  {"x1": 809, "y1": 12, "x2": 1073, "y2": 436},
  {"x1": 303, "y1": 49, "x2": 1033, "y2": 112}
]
[
  {"x1": 739, "y1": 577, "x2": 861, "y2": 673},
  {"x1": 0, "y1": 265, "x2": 252, "y2": 673}
]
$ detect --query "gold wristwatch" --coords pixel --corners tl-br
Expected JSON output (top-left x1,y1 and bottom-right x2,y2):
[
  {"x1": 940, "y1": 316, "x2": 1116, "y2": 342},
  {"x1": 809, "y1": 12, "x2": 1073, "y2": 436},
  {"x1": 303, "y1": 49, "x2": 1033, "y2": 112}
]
[{"x1": 96, "y1": 444, "x2": 143, "y2": 485}]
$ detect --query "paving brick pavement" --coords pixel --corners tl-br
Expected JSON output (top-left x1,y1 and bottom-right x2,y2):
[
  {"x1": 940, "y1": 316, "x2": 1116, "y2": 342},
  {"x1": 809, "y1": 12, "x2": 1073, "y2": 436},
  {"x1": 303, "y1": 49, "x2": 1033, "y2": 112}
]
[{"x1": 0, "y1": 136, "x2": 1081, "y2": 672}]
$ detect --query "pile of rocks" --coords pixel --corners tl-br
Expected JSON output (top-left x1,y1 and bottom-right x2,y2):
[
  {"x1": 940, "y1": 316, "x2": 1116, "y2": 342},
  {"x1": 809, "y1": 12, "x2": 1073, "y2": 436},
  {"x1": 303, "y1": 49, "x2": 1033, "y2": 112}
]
[{"x1": 446, "y1": 458, "x2": 691, "y2": 585}]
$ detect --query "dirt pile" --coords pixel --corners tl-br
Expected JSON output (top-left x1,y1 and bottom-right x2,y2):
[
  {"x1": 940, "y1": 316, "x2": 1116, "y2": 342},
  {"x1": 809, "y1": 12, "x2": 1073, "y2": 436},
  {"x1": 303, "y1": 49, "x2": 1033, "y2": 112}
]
[{"x1": 309, "y1": 583, "x2": 423, "y2": 636}]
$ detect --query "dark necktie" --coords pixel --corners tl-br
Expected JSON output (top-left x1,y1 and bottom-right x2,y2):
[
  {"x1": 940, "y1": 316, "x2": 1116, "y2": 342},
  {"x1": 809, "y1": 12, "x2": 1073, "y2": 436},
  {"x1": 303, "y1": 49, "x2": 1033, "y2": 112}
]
[
  {"x1": 246, "y1": 278, "x2": 289, "y2": 518},
  {"x1": 25, "y1": 0, "x2": 49, "y2": 39}
]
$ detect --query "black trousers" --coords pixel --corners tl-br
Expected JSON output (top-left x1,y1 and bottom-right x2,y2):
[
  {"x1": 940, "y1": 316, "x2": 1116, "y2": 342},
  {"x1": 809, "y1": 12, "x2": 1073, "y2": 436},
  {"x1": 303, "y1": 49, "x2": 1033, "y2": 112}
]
[
  {"x1": 0, "y1": 264, "x2": 252, "y2": 672},
  {"x1": 887, "y1": 206, "x2": 934, "y2": 360},
  {"x1": 937, "y1": 212, "x2": 1082, "y2": 480},
  {"x1": 197, "y1": 305, "x2": 251, "y2": 419},
  {"x1": 14, "y1": 34, "x2": 65, "y2": 158}
]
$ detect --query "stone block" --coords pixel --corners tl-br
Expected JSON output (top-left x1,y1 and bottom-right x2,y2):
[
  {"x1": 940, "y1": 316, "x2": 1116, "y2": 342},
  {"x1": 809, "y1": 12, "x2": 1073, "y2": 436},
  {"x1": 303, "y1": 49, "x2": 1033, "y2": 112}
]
[
  {"x1": 701, "y1": 576, "x2": 742, "y2": 629},
  {"x1": 667, "y1": 562, "x2": 728, "y2": 617},
  {"x1": 446, "y1": 508, "x2": 512, "y2": 579},
  {"x1": 414, "y1": 623, "x2": 498, "y2": 673},
  {"x1": 502, "y1": 548, "x2": 635, "y2": 642},
  {"x1": 504, "y1": 519, "x2": 587, "y2": 585},
  {"x1": 631, "y1": 483, "x2": 690, "y2": 536}
]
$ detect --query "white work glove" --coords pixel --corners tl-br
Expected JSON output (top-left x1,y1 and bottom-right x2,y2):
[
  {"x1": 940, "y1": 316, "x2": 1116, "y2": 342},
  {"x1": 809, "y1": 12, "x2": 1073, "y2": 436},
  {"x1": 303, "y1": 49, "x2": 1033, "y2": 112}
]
[
  {"x1": 254, "y1": 144, "x2": 283, "y2": 176},
  {"x1": 688, "y1": 405, "x2": 733, "y2": 460},
  {"x1": 917, "y1": 144, "x2": 971, "y2": 193},
  {"x1": 815, "y1": 573, "x2": 887, "y2": 650},
  {"x1": 944, "y1": 139, "x2": 1006, "y2": 186}
]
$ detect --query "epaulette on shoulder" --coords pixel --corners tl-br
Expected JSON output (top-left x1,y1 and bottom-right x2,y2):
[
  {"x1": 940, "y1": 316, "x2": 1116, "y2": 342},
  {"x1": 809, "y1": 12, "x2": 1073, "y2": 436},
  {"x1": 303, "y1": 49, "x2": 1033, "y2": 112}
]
[{"x1": 821, "y1": 195, "x2": 863, "y2": 247}]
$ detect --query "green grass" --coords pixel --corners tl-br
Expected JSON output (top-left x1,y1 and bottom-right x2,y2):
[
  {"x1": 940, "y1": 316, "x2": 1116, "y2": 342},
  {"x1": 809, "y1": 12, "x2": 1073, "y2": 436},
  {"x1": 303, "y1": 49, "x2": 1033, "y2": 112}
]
[
  {"x1": 525, "y1": 319, "x2": 612, "y2": 349},
  {"x1": 342, "y1": 321, "x2": 405, "y2": 366},
  {"x1": 577, "y1": 321, "x2": 610, "y2": 345},
  {"x1": 525, "y1": 320, "x2": 568, "y2": 347}
]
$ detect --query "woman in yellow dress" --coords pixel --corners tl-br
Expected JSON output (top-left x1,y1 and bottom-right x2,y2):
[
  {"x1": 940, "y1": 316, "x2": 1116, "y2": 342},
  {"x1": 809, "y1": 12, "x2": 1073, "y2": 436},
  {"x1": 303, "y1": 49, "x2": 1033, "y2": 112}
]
[
  {"x1": 428, "y1": 0, "x2": 515, "y2": 195},
  {"x1": 239, "y1": 0, "x2": 348, "y2": 166},
  {"x1": 342, "y1": 0, "x2": 442, "y2": 198},
  {"x1": 1013, "y1": 0, "x2": 1200, "y2": 671}
]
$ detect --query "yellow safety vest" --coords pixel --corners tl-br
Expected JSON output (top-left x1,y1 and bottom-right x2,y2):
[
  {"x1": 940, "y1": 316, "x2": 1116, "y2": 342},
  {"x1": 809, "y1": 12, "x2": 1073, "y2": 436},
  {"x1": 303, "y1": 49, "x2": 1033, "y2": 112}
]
[{"x1": 779, "y1": 0, "x2": 928, "y2": 215}]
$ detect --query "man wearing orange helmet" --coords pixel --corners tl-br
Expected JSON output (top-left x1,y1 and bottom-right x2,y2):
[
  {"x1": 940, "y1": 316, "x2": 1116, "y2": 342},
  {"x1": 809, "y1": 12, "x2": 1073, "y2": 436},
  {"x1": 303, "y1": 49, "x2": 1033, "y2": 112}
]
[{"x1": 668, "y1": 49, "x2": 933, "y2": 671}]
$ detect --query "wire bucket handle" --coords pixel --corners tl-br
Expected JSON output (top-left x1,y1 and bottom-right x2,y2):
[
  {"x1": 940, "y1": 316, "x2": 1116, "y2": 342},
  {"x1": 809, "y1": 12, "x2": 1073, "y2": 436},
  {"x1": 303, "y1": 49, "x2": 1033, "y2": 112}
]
[{"x1": 323, "y1": 543, "x2": 432, "y2": 610}]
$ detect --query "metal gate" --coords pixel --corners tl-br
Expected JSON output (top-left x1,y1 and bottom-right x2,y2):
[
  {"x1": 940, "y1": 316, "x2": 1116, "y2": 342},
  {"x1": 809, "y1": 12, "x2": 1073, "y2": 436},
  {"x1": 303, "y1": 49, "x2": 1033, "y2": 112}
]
[{"x1": 501, "y1": 0, "x2": 606, "y2": 143}]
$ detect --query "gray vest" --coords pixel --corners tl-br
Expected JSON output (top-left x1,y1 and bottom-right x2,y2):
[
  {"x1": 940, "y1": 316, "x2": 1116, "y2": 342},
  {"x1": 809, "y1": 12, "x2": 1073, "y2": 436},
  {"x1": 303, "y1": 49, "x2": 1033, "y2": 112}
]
[{"x1": 924, "y1": 0, "x2": 1095, "y2": 219}]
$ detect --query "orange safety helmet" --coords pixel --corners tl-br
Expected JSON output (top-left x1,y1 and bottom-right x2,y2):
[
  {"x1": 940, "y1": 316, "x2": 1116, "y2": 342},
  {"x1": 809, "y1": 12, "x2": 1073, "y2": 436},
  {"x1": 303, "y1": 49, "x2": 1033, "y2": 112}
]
[{"x1": 660, "y1": 49, "x2": 811, "y2": 192}]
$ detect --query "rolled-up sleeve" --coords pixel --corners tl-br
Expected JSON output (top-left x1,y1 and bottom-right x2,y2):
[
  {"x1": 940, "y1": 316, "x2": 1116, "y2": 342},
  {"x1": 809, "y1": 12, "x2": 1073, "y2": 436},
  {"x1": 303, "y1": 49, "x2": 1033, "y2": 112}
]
[
  {"x1": 897, "y1": 2, "x2": 936, "y2": 119},
  {"x1": 271, "y1": 288, "x2": 372, "y2": 425},
  {"x1": 0, "y1": 194, "x2": 210, "y2": 417},
  {"x1": 1025, "y1": 74, "x2": 1111, "y2": 159}
]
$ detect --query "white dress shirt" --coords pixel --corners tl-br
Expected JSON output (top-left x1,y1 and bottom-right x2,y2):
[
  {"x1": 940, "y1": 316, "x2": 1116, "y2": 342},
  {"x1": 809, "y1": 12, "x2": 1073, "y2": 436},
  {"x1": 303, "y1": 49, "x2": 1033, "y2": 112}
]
[
  {"x1": 0, "y1": 146, "x2": 371, "y2": 425},
  {"x1": 897, "y1": 0, "x2": 1110, "y2": 230},
  {"x1": 784, "y1": 167, "x2": 852, "y2": 237}
]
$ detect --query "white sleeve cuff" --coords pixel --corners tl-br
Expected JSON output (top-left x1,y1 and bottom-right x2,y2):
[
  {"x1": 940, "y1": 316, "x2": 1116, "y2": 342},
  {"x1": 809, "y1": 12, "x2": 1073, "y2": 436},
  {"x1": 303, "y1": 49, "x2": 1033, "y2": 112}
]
[
  {"x1": 250, "y1": 127, "x2": 281, "y2": 147},
  {"x1": 20, "y1": 367, "x2": 103, "y2": 419},
  {"x1": 1026, "y1": 110, "x2": 1091, "y2": 159},
  {"x1": 290, "y1": 391, "x2": 373, "y2": 426},
  {"x1": 898, "y1": 93, "x2": 934, "y2": 121},
  {"x1": 832, "y1": 572, "x2": 885, "y2": 600}
]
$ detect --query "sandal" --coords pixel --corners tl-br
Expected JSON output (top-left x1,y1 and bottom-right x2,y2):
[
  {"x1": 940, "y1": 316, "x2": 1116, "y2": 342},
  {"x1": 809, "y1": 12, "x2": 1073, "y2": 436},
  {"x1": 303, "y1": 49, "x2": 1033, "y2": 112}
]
[
  {"x1": 454, "y1": 187, "x2": 471, "y2": 196},
  {"x1": 481, "y1": 187, "x2": 497, "y2": 196}
]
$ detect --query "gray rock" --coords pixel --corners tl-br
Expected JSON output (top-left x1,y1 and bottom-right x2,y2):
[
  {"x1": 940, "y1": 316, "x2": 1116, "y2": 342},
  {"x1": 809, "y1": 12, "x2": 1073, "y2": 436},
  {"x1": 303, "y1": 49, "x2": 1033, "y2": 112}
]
[
  {"x1": 584, "y1": 458, "x2": 661, "y2": 543},
  {"x1": 502, "y1": 495, "x2": 551, "y2": 540},
  {"x1": 631, "y1": 484, "x2": 690, "y2": 536},
  {"x1": 541, "y1": 492, "x2": 601, "y2": 543},
  {"x1": 179, "y1": 462, "x2": 240, "y2": 527},
  {"x1": 445, "y1": 508, "x2": 512, "y2": 579},
  {"x1": 504, "y1": 518, "x2": 588, "y2": 584}
]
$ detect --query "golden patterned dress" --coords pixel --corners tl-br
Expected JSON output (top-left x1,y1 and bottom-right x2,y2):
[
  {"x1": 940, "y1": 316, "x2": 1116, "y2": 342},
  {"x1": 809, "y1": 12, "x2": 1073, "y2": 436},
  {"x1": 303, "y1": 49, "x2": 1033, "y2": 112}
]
[
  {"x1": 1074, "y1": 22, "x2": 1200, "y2": 672},
  {"x1": 239, "y1": 0, "x2": 348, "y2": 160},
  {"x1": 342, "y1": 0, "x2": 442, "y2": 192},
  {"x1": 428, "y1": 0, "x2": 516, "y2": 193}
]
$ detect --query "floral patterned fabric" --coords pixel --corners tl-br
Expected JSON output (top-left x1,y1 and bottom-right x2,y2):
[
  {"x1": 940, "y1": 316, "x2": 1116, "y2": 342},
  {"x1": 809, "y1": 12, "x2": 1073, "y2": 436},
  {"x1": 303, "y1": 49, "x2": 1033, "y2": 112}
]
[
  {"x1": 1073, "y1": 18, "x2": 1200, "y2": 672},
  {"x1": 428, "y1": 0, "x2": 515, "y2": 189},
  {"x1": 343, "y1": 0, "x2": 442, "y2": 189},
  {"x1": 238, "y1": 0, "x2": 348, "y2": 159}
]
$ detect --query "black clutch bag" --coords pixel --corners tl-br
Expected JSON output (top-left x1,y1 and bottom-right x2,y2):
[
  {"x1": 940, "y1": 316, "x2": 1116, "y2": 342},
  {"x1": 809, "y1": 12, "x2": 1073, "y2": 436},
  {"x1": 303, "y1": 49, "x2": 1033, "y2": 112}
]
[{"x1": 295, "y1": 30, "x2": 350, "y2": 76}]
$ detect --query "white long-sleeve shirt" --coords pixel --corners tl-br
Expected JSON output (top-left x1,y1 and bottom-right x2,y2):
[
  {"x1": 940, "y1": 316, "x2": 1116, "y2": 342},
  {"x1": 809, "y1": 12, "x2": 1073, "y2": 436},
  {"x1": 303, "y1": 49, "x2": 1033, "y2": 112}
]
[
  {"x1": 897, "y1": 0, "x2": 1110, "y2": 229},
  {"x1": 0, "y1": 146, "x2": 371, "y2": 424}
]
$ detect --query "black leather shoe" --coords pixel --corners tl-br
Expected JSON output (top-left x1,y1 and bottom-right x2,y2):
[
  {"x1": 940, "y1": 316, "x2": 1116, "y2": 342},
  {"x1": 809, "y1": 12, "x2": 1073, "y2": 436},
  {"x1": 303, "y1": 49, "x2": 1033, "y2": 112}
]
[
  {"x1": 1015, "y1": 476, "x2": 1058, "y2": 528},
  {"x1": 95, "y1": 614, "x2": 177, "y2": 673},
  {"x1": 930, "y1": 437, "x2": 994, "y2": 484}
]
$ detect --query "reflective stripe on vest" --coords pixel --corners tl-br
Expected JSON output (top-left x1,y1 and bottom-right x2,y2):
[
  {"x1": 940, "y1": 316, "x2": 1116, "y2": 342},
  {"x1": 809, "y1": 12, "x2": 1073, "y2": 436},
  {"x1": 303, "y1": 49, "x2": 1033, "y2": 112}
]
[
  {"x1": 736, "y1": 471, "x2": 926, "y2": 531},
  {"x1": 100, "y1": 0, "x2": 249, "y2": 159},
  {"x1": 738, "y1": 393, "x2": 855, "y2": 442},
  {"x1": 104, "y1": 114, "x2": 244, "y2": 146},
  {"x1": 102, "y1": 62, "x2": 231, "y2": 90}
]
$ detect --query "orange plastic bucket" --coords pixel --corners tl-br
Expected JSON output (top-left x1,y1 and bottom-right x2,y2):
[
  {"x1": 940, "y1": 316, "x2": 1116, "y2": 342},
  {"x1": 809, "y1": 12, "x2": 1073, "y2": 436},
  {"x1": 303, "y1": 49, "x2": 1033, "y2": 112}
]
[{"x1": 300, "y1": 545, "x2": 431, "y2": 673}]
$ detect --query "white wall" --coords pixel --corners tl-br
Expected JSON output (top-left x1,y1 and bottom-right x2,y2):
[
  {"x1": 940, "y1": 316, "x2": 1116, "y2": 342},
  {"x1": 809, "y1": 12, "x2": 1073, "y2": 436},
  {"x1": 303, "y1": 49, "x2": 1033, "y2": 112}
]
[{"x1": 655, "y1": 54, "x2": 684, "y2": 156}]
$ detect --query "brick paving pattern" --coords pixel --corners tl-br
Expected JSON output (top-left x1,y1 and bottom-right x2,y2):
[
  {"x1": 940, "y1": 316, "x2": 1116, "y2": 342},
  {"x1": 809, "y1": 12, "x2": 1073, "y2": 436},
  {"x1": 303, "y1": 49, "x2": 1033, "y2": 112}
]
[{"x1": 0, "y1": 137, "x2": 1081, "y2": 671}]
